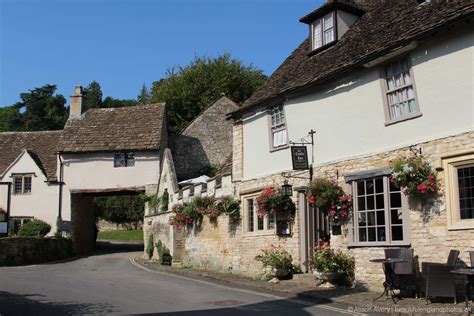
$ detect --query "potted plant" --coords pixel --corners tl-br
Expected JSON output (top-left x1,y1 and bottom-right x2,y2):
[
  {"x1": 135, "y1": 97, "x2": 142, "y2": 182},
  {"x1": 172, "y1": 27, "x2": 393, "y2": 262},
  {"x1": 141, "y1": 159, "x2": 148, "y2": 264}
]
[
  {"x1": 215, "y1": 196, "x2": 241, "y2": 222},
  {"x1": 307, "y1": 240, "x2": 355, "y2": 286},
  {"x1": 255, "y1": 245, "x2": 294, "y2": 278},
  {"x1": 390, "y1": 156, "x2": 438, "y2": 198}
]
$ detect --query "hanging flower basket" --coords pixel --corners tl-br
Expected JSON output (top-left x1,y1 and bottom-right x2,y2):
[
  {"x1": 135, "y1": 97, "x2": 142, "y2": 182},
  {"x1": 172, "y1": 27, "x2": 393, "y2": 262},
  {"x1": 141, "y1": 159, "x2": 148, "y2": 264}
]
[
  {"x1": 390, "y1": 156, "x2": 438, "y2": 198},
  {"x1": 256, "y1": 187, "x2": 295, "y2": 218},
  {"x1": 307, "y1": 179, "x2": 351, "y2": 225}
]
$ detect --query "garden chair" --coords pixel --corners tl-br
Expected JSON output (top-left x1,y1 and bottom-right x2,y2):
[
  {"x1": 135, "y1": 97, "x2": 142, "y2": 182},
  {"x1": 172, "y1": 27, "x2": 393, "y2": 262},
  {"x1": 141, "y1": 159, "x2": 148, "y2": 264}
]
[
  {"x1": 384, "y1": 248, "x2": 418, "y2": 298},
  {"x1": 420, "y1": 249, "x2": 459, "y2": 304}
]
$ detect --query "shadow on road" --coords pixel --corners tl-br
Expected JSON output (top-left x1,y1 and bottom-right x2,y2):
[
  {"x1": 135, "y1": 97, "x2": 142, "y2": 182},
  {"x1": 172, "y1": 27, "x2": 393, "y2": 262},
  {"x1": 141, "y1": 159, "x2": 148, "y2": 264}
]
[
  {"x1": 0, "y1": 291, "x2": 117, "y2": 315},
  {"x1": 94, "y1": 240, "x2": 144, "y2": 254}
]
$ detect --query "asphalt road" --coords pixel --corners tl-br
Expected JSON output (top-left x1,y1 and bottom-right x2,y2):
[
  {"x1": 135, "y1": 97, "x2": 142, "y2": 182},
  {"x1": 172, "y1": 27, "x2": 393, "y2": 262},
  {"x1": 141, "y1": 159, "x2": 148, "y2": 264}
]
[{"x1": 0, "y1": 245, "x2": 355, "y2": 315}]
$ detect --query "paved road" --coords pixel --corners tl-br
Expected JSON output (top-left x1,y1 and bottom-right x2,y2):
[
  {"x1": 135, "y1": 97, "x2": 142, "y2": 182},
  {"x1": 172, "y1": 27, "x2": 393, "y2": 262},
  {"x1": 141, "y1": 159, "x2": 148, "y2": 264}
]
[{"x1": 0, "y1": 246, "x2": 355, "y2": 315}]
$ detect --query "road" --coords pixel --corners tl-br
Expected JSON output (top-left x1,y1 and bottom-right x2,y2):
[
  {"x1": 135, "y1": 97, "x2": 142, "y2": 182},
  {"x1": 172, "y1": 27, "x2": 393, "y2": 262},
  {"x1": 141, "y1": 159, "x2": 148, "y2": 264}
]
[{"x1": 0, "y1": 244, "x2": 355, "y2": 315}]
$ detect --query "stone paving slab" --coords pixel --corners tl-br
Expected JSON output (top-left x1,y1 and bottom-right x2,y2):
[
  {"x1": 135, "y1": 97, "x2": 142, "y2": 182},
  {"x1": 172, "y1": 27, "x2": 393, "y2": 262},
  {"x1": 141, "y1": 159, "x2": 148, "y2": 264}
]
[{"x1": 135, "y1": 258, "x2": 473, "y2": 315}]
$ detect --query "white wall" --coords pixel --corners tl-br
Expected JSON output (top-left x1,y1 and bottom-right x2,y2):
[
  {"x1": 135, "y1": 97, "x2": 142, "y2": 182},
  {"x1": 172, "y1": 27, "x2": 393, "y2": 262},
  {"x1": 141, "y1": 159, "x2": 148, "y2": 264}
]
[
  {"x1": 243, "y1": 26, "x2": 474, "y2": 179},
  {"x1": 61, "y1": 151, "x2": 160, "y2": 221},
  {"x1": 0, "y1": 152, "x2": 59, "y2": 234}
]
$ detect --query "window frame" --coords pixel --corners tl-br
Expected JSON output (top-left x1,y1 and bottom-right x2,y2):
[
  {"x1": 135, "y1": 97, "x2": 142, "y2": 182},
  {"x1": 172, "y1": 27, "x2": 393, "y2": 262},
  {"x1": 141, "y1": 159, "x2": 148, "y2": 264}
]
[
  {"x1": 243, "y1": 195, "x2": 276, "y2": 237},
  {"x1": 349, "y1": 176, "x2": 411, "y2": 247},
  {"x1": 113, "y1": 152, "x2": 135, "y2": 168},
  {"x1": 267, "y1": 105, "x2": 289, "y2": 152},
  {"x1": 12, "y1": 174, "x2": 33, "y2": 195},
  {"x1": 379, "y1": 55, "x2": 422, "y2": 126},
  {"x1": 443, "y1": 152, "x2": 474, "y2": 230},
  {"x1": 310, "y1": 11, "x2": 337, "y2": 51}
]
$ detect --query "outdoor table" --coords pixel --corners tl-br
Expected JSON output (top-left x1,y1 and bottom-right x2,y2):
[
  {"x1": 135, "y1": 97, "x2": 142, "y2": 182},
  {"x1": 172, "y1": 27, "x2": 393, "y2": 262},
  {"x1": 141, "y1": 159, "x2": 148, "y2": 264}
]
[
  {"x1": 370, "y1": 258, "x2": 407, "y2": 303},
  {"x1": 451, "y1": 267, "x2": 474, "y2": 308}
]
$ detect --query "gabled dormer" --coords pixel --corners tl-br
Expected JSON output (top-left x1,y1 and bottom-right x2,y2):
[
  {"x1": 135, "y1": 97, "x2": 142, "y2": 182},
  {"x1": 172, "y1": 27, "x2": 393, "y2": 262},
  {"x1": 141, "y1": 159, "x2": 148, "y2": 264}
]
[{"x1": 299, "y1": 0, "x2": 365, "y2": 54}]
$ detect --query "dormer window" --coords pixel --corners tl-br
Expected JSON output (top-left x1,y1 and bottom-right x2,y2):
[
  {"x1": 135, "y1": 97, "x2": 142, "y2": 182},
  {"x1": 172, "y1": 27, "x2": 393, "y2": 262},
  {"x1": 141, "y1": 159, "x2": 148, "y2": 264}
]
[{"x1": 312, "y1": 12, "x2": 335, "y2": 50}]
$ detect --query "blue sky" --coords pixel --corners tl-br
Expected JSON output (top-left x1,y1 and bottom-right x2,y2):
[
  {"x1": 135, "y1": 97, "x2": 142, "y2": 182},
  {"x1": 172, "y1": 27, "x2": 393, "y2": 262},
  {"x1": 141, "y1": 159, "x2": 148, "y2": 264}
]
[{"x1": 0, "y1": 0, "x2": 322, "y2": 107}]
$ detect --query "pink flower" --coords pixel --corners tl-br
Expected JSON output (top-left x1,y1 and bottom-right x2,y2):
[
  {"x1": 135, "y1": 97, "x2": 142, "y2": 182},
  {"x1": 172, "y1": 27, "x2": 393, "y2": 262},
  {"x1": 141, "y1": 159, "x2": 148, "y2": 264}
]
[
  {"x1": 402, "y1": 188, "x2": 408, "y2": 196},
  {"x1": 339, "y1": 195, "x2": 347, "y2": 202},
  {"x1": 308, "y1": 195, "x2": 315, "y2": 206},
  {"x1": 341, "y1": 211, "x2": 347, "y2": 218}
]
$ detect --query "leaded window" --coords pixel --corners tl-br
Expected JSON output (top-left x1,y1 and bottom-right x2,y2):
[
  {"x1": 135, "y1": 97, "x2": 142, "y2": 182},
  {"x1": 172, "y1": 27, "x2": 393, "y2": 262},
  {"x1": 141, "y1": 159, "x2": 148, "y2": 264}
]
[
  {"x1": 458, "y1": 165, "x2": 474, "y2": 220},
  {"x1": 312, "y1": 12, "x2": 335, "y2": 50},
  {"x1": 114, "y1": 152, "x2": 135, "y2": 168},
  {"x1": 269, "y1": 105, "x2": 288, "y2": 149},
  {"x1": 13, "y1": 175, "x2": 32, "y2": 195}
]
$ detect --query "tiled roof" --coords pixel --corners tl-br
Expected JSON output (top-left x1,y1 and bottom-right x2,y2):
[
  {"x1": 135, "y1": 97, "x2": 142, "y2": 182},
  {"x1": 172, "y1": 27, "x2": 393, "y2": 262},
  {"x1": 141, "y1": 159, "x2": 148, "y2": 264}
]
[
  {"x1": 58, "y1": 103, "x2": 166, "y2": 153},
  {"x1": 230, "y1": 0, "x2": 474, "y2": 117},
  {"x1": 0, "y1": 131, "x2": 61, "y2": 181}
]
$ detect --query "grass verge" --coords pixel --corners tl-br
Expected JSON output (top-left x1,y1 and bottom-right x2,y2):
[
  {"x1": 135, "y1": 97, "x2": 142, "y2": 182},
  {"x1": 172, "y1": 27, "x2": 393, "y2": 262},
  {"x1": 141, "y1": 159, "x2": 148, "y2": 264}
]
[{"x1": 98, "y1": 230, "x2": 143, "y2": 241}]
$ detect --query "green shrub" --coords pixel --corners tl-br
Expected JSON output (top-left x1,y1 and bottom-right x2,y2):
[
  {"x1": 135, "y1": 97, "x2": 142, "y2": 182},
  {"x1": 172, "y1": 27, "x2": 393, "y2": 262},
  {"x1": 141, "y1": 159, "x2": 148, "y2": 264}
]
[
  {"x1": 17, "y1": 219, "x2": 51, "y2": 237},
  {"x1": 155, "y1": 240, "x2": 170, "y2": 262},
  {"x1": 146, "y1": 235, "x2": 154, "y2": 259}
]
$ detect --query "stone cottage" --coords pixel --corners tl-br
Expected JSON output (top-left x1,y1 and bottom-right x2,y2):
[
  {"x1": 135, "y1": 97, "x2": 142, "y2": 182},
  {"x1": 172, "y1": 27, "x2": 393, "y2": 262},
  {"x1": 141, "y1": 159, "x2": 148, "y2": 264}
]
[{"x1": 146, "y1": 0, "x2": 474, "y2": 288}]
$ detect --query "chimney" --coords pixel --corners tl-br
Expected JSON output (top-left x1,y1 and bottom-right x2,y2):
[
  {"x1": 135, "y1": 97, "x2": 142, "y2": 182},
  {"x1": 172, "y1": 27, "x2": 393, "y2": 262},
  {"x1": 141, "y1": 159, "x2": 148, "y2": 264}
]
[{"x1": 69, "y1": 85, "x2": 86, "y2": 118}]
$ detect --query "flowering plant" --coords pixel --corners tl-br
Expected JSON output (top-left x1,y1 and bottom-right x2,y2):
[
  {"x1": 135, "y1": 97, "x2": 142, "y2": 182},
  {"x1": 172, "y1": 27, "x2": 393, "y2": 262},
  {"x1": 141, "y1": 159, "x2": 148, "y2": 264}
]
[
  {"x1": 328, "y1": 194, "x2": 352, "y2": 225},
  {"x1": 255, "y1": 245, "x2": 293, "y2": 270},
  {"x1": 256, "y1": 187, "x2": 295, "y2": 218},
  {"x1": 390, "y1": 156, "x2": 438, "y2": 197},
  {"x1": 307, "y1": 178, "x2": 344, "y2": 209},
  {"x1": 215, "y1": 196, "x2": 241, "y2": 221},
  {"x1": 191, "y1": 196, "x2": 219, "y2": 219},
  {"x1": 168, "y1": 203, "x2": 202, "y2": 228},
  {"x1": 307, "y1": 240, "x2": 355, "y2": 286}
]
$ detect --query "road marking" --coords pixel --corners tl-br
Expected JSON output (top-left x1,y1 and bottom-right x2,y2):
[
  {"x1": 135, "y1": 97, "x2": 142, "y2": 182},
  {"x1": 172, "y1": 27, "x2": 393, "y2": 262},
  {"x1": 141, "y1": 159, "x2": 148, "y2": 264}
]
[{"x1": 129, "y1": 258, "x2": 366, "y2": 315}]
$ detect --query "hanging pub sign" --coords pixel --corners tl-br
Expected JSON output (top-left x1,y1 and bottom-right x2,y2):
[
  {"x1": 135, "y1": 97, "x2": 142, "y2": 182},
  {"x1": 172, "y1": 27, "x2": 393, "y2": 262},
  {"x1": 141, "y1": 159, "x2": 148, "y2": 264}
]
[{"x1": 291, "y1": 146, "x2": 309, "y2": 170}]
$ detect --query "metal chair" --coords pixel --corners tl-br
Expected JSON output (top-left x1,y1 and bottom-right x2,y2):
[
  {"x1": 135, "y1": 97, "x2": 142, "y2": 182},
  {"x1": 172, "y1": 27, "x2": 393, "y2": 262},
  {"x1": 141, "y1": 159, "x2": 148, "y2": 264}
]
[
  {"x1": 384, "y1": 248, "x2": 418, "y2": 298},
  {"x1": 420, "y1": 249, "x2": 460, "y2": 304}
]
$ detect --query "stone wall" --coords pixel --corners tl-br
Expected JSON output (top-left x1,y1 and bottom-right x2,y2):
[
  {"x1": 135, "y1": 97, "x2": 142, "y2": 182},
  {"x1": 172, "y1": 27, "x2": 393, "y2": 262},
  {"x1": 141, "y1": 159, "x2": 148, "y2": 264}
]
[{"x1": 0, "y1": 237, "x2": 73, "y2": 266}]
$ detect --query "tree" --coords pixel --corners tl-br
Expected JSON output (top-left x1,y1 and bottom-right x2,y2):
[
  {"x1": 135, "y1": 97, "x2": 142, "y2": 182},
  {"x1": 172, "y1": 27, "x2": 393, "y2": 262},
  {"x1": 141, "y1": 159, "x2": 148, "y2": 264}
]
[
  {"x1": 102, "y1": 96, "x2": 137, "y2": 108},
  {"x1": 0, "y1": 84, "x2": 67, "y2": 131},
  {"x1": 150, "y1": 53, "x2": 266, "y2": 133},
  {"x1": 137, "y1": 83, "x2": 151, "y2": 105},
  {"x1": 84, "y1": 80, "x2": 103, "y2": 109},
  {"x1": 94, "y1": 196, "x2": 144, "y2": 229}
]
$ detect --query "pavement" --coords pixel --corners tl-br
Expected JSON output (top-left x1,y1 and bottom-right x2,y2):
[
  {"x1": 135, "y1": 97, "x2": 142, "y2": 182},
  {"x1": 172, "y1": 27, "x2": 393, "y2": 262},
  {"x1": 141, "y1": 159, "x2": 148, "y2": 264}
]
[{"x1": 0, "y1": 242, "x2": 357, "y2": 315}]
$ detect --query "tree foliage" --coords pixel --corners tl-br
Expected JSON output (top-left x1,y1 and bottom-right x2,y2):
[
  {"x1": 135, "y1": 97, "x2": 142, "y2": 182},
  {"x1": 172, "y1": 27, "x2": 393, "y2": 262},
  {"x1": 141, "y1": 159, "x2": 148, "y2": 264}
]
[
  {"x1": 84, "y1": 80, "x2": 103, "y2": 109},
  {"x1": 94, "y1": 195, "x2": 144, "y2": 225},
  {"x1": 137, "y1": 83, "x2": 151, "y2": 105},
  {"x1": 102, "y1": 96, "x2": 137, "y2": 108},
  {"x1": 0, "y1": 84, "x2": 67, "y2": 132},
  {"x1": 150, "y1": 52, "x2": 266, "y2": 133}
]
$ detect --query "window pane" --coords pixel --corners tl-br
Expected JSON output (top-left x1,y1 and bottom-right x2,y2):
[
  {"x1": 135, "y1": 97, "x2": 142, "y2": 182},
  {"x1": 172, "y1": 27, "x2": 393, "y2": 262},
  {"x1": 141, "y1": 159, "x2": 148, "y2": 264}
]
[
  {"x1": 367, "y1": 212, "x2": 376, "y2": 226},
  {"x1": 273, "y1": 129, "x2": 287, "y2": 147},
  {"x1": 384, "y1": 57, "x2": 416, "y2": 120},
  {"x1": 323, "y1": 13, "x2": 333, "y2": 29},
  {"x1": 377, "y1": 211, "x2": 385, "y2": 225},
  {"x1": 23, "y1": 177, "x2": 32, "y2": 193},
  {"x1": 357, "y1": 181, "x2": 365, "y2": 195},
  {"x1": 376, "y1": 194, "x2": 384, "y2": 209},
  {"x1": 114, "y1": 153, "x2": 126, "y2": 167},
  {"x1": 359, "y1": 228, "x2": 367, "y2": 242},
  {"x1": 368, "y1": 227, "x2": 376, "y2": 241},
  {"x1": 458, "y1": 166, "x2": 474, "y2": 220},
  {"x1": 268, "y1": 213, "x2": 276, "y2": 230},
  {"x1": 366, "y1": 195, "x2": 375, "y2": 210},
  {"x1": 323, "y1": 29, "x2": 334, "y2": 45},
  {"x1": 14, "y1": 177, "x2": 22, "y2": 194},
  {"x1": 247, "y1": 199, "x2": 254, "y2": 232},
  {"x1": 390, "y1": 192, "x2": 402, "y2": 208},
  {"x1": 358, "y1": 197, "x2": 366, "y2": 211},
  {"x1": 358, "y1": 212, "x2": 366, "y2": 225},
  {"x1": 391, "y1": 209, "x2": 403, "y2": 225},
  {"x1": 366, "y1": 180, "x2": 374, "y2": 195},
  {"x1": 375, "y1": 178, "x2": 384, "y2": 193},
  {"x1": 126, "y1": 152, "x2": 135, "y2": 167},
  {"x1": 313, "y1": 20, "x2": 322, "y2": 49},
  {"x1": 257, "y1": 216, "x2": 264, "y2": 230},
  {"x1": 377, "y1": 227, "x2": 386, "y2": 241},
  {"x1": 392, "y1": 226, "x2": 403, "y2": 241}
]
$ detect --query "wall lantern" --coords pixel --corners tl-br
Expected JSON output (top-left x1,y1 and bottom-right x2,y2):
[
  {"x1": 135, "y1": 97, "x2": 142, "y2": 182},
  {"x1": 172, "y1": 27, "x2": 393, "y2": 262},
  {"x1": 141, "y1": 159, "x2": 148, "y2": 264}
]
[{"x1": 282, "y1": 180, "x2": 293, "y2": 197}]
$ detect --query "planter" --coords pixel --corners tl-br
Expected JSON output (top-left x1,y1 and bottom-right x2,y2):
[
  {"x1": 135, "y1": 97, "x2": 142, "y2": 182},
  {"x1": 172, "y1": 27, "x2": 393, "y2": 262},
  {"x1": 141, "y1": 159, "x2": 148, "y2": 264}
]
[
  {"x1": 313, "y1": 270, "x2": 339, "y2": 284},
  {"x1": 265, "y1": 267, "x2": 289, "y2": 278}
]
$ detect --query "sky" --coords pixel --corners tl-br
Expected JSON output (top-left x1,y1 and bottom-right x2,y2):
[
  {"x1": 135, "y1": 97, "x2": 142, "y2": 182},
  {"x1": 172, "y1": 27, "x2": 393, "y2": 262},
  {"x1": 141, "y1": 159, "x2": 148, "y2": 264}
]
[{"x1": 0, "y1": 0, "x2": 323, "y2": 107}]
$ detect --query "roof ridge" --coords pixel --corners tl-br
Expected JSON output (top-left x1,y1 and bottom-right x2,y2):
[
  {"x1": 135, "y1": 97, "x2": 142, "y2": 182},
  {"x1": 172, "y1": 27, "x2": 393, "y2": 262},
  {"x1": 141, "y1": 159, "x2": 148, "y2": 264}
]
[{"x1": 0, "y1": 130, "x2": 63, "y2": 135}]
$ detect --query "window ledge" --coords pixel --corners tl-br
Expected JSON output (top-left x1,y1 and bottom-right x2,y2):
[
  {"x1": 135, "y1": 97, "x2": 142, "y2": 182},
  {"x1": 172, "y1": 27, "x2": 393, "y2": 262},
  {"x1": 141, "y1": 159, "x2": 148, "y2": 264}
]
[
  {"x1": 348, "y1": 242, "x2": 411, "y2": 248},
  {"x1": 307, "y1": 41, "x2": 337, "y2": 57},
  {"x1": 384, "y1": 112, "x2": 422, "y2": 126},
  {"x1": 243, "y1": 230, "x2": 276, "y2": 237},
  {"x1": 447, "y1": 221, "x2": 474, "y2": 231},
  {"x1": 270, "y1": 145, "x2": 289, "y2": 153}
]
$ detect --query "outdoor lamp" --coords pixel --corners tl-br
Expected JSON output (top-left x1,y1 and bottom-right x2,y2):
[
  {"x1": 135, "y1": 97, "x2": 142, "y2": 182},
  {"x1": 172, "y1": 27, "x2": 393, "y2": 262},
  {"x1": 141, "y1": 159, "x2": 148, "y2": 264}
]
[{"x1": 282, "y1": 180, "x2": 293, "y2": 196}]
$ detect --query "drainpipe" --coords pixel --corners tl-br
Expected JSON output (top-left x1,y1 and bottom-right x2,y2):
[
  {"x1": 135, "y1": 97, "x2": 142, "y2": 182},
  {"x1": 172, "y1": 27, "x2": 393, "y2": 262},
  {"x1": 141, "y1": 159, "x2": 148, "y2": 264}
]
[{"x1": 56, "y1": 153, "x2": 64, "y2": 220}]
